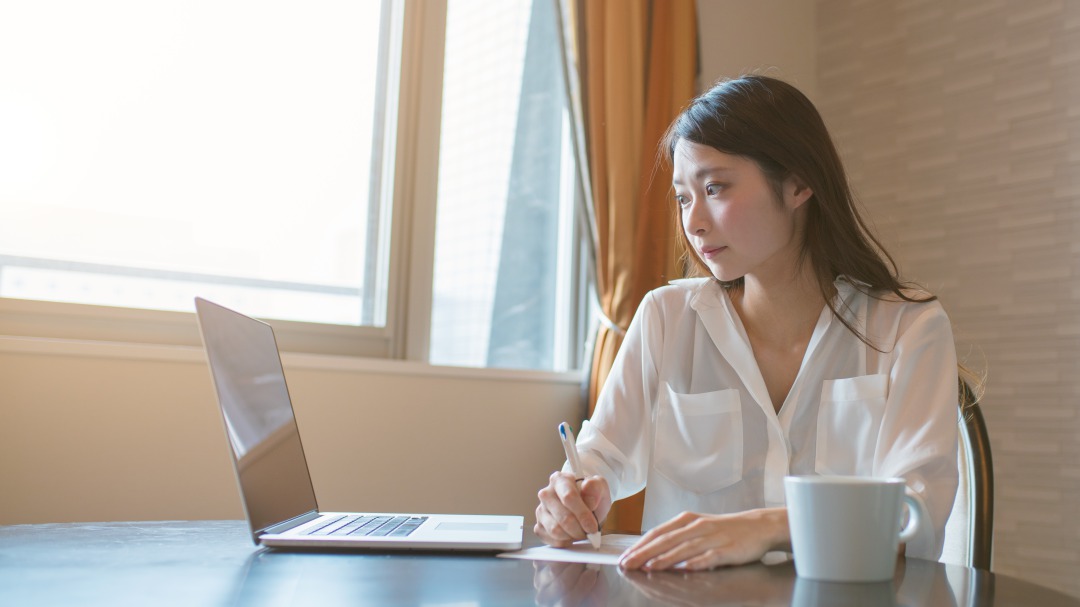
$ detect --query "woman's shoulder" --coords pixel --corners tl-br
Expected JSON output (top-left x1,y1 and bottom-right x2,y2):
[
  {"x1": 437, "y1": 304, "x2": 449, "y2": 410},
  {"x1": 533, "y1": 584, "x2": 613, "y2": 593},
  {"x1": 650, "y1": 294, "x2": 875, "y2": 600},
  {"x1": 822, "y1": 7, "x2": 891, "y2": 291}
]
[
  {"x1": 649, "y1": 277, "x2": 715, "y2": 304},
  {"x1": 839, "y1": 276, "x2": 937, "y2": 304},
  {"x1": 629, "y1": 278, "x2": 722, "y2": 324},
  {"x1": 661, "y1": 276, "x2": 712, "y2": 291},
  {"x1": 841, "y1": 277, "x2": 949, "y2": 325}
]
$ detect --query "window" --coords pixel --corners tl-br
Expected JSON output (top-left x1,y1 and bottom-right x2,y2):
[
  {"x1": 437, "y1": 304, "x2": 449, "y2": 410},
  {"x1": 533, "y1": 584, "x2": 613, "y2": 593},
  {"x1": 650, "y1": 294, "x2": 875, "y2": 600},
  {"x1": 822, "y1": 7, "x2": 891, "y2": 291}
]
[
  {"x1": 0, "y1": 0, "x2": 392, "y2": 327},
  {"x1": 0, "y1": 0, "x2": 591, "y2": 371},
  {"x1": 429, "y1": 0, "x2": 584, "y2": 371}
]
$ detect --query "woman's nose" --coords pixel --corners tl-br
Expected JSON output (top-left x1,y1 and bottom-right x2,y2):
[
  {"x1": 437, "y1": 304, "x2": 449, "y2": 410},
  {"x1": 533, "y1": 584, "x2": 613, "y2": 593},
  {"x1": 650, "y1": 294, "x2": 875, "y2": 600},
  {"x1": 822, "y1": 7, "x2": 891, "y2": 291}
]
[{"x1": 684, "y1": 199, "x2": 707, "y2": 234}]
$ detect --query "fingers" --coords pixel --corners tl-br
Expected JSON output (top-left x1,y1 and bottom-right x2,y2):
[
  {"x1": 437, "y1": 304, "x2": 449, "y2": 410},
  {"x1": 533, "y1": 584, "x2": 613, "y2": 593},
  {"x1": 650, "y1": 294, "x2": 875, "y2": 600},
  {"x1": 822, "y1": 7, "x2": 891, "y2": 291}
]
[
  {"x1": 619, "y1": 511, "x2": 770, "y2": 571},
  {"x1": 619, "y1": 512, "x2": 703, "y2": 570},
  {"x1": 624, "y1": 534, "x2": 736, "y2": 571},
  {"x1": 535, "y1": 471, "x2": 599, "y2": 546},
  {"x1": 676, "y1": 548, "x2": 740, "y2": 571},
  {"x1": 534, "y1": 507, "x2": 574, "y2": 547},
  {"x1": 579, "y1": 477, "x2": 612, "y2": 524},
  {"x1": 534, "y1": 498, "x2": 577, "y2": 547},
  {"x1": 554, "y1": 474, "x2": 597, "y2": 537}
]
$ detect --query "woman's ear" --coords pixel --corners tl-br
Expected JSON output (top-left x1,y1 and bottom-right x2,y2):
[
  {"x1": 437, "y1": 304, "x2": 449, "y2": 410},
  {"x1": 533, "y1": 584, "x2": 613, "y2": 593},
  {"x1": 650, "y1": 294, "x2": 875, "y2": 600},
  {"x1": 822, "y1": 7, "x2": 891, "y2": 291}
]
[{"x1": 785, "y1": 174, "x2": 813, "y2": 210}]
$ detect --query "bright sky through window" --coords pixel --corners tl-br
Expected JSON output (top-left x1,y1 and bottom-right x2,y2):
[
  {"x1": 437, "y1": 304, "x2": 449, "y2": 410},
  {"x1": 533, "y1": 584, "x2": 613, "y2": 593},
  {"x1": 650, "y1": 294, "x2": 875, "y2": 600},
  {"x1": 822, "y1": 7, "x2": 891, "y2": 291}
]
[{"x1": 0, "y1": 1, "x2": 386, "y2": 325}]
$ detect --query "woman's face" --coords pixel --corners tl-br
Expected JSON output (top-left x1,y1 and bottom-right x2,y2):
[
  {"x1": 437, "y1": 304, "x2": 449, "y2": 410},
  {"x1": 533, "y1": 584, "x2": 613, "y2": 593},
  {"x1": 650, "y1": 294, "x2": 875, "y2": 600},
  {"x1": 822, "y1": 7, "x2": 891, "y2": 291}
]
[{"x1": 672, "y1": 139, "x2": 811, "y2": 285}]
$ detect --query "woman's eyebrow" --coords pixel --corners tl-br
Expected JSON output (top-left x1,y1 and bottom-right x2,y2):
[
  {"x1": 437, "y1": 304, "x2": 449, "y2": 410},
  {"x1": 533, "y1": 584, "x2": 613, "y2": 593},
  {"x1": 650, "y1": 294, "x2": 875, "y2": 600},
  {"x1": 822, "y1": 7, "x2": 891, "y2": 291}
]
[{"x1": 673, "y1": 165, "x2": 736, "y2": 185}]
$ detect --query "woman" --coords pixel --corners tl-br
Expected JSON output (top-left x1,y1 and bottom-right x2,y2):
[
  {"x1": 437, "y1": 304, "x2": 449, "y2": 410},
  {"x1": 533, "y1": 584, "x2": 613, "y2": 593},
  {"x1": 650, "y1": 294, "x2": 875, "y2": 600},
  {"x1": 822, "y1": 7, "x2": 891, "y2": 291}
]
[{"x1": 534, "y1": 75, "x2": 960, "y2": 571}]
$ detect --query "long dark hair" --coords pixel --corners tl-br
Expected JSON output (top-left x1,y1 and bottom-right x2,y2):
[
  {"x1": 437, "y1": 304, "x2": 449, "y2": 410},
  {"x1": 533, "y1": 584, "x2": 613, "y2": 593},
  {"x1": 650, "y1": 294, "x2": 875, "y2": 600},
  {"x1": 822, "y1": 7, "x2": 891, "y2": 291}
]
[{"x1": 662, "y1": 75, "x2": 935, "y2": 347}]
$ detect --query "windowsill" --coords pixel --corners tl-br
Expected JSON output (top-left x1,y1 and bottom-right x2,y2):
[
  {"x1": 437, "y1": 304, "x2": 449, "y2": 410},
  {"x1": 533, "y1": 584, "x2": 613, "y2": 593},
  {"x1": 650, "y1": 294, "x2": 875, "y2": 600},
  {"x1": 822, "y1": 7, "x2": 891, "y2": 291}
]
[
  {"x1": 0, "y1": 297, "x2": 395, "y2": 358},
  {"x1": 0, "y1": 334, "x2": 585, "y2": 384}
]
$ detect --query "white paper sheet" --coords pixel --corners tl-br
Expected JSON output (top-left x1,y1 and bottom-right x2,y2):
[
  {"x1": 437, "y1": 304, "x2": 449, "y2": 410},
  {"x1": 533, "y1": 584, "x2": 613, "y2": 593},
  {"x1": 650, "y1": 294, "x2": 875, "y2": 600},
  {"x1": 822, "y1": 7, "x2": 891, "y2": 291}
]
[{"x1": 497, "y1": 534, "x2": 642, "y2": 566}]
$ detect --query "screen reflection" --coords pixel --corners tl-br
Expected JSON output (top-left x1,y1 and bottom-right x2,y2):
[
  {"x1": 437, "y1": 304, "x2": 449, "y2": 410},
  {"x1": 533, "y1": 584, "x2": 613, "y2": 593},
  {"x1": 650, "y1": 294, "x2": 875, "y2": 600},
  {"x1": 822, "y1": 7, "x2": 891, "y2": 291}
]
[{"x1": 197, "y1": 299, "x2": 319, "y2": 538}]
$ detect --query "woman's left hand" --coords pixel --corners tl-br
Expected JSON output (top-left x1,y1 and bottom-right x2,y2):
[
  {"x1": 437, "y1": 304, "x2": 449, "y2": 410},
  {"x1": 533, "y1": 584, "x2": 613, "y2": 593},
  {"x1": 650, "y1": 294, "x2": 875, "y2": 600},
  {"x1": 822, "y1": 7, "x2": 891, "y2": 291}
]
[{"x1": 618, "y1": 508, "x2": 789, "y2": 571}]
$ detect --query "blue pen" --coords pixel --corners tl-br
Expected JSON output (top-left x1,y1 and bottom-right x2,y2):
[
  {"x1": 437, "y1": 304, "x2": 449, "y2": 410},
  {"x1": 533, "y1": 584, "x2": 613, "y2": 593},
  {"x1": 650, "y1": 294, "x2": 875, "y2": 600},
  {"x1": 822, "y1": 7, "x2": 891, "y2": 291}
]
[{"x1": 558, "y1": 422, "x2": 602, "y2": 549}]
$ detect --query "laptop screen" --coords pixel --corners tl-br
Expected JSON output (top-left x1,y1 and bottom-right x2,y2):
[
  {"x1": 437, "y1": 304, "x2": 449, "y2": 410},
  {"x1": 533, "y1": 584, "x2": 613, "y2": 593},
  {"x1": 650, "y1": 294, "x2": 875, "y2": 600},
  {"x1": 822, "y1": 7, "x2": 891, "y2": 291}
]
[{"x1": 195, "y1": 298, "x2": 319, "y2": 537}]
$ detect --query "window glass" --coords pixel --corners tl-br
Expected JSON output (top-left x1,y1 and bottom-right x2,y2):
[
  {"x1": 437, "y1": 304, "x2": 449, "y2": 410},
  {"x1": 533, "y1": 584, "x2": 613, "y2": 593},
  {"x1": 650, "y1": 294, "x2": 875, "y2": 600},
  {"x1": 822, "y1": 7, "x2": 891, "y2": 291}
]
[
  {"x1": 430, "y1": 0, "x2": 580, "y2": 371},
  {"x1": 0, "y1": 0, "x2": 392, "y2": 326}
]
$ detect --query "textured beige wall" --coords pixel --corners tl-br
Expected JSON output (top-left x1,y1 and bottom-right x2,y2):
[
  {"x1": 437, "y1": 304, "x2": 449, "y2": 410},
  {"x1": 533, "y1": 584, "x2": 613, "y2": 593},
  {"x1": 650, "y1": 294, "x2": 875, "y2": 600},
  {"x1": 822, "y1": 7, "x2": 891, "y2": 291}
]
[
  {"x1": 696, "y1": 0, "x2": 817, "y2": 97},
  {"x1": 816, "y1": 0, "x2": 1080, "y2": 598},
  {"x1": 0, "y1": 340, "x2": 580, "y2": 525}
]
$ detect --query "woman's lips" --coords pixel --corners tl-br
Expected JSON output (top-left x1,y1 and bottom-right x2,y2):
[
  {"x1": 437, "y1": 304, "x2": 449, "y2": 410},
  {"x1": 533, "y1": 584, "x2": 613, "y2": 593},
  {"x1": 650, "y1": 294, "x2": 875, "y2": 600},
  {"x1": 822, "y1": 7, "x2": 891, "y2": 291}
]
[{"x1": 700, "y1": 246, "x2": 726, "y2": 259}]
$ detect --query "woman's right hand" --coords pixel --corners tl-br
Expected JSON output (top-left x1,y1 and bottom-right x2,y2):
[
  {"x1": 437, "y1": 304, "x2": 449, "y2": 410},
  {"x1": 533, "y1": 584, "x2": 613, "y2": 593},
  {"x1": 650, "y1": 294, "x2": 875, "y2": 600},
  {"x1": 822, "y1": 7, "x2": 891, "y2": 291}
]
[{"x1": 535, "y1": 471, "x2": 612, "y2": 547}]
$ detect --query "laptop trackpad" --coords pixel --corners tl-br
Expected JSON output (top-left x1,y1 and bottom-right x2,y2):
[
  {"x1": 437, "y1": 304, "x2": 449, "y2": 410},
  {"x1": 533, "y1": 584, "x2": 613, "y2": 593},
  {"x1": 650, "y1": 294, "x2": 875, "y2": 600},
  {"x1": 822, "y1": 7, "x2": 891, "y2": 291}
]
[{"x1": 435, "y1": 522, "x2": 507, "y2": 532}]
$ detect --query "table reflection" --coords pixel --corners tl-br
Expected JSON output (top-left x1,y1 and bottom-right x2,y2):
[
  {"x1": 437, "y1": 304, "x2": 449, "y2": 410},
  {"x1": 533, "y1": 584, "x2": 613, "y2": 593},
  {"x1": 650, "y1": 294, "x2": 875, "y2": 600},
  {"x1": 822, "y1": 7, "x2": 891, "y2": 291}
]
[
  {"x1": 619, "y1": 561, "x2": 796, "y2": 606},
  {"x1": 532, "y1": 561, "x2": 611, "y2": 607},
  {"x1": 791, "y1": 578, "x2": 896, "y2": 607},
  {"x1": 8, "y1": 522, "x2": 1077, "y2": 607},
  {"x1": 529, "y1": 555, "x2": 982, "y2": 607}
]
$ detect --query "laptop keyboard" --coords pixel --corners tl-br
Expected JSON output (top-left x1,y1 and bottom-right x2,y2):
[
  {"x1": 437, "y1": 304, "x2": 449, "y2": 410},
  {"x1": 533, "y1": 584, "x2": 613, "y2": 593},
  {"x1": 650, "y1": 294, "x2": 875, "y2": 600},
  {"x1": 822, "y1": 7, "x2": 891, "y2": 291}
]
[{"x1": 305, "y1": 515, "x2": 428, "y2": 538}]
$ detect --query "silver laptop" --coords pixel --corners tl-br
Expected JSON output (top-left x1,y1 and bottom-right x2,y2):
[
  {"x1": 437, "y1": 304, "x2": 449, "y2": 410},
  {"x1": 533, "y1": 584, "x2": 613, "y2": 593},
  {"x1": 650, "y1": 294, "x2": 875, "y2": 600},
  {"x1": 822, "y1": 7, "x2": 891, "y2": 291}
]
[{"x1": 194, "y1": 297, "x2": 524, "y2": 551}]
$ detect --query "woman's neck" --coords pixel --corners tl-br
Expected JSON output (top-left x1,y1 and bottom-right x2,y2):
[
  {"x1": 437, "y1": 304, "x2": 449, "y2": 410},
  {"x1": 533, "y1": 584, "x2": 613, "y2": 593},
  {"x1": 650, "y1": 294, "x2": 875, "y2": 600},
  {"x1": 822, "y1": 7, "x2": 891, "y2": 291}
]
[{"x1": 731, "y1": 266, "x2": 831, "y2": 349}]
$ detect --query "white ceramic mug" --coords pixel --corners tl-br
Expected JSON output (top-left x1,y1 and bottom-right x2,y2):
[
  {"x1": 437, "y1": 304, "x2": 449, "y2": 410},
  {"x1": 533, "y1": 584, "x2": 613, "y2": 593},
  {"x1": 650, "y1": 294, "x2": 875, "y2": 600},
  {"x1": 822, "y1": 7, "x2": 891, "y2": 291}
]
[{"x1": 784, "y1": 475, "x2": 927, "y2": 582}]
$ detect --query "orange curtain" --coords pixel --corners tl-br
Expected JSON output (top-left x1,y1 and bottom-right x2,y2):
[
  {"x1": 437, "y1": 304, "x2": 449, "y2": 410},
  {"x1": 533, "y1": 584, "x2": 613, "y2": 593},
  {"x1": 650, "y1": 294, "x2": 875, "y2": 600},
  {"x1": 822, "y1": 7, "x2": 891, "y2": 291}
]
[{"x1": 562, "y1": 0, "x2": 698, "y2": 533}]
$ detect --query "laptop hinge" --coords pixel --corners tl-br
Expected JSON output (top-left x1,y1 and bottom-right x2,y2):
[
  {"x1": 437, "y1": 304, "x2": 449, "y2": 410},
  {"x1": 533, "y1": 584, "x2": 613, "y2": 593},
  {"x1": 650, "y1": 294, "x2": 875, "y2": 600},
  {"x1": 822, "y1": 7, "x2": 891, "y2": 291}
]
[{"x1": 259, "y1": 510, "x2": 323, "y2": 538}]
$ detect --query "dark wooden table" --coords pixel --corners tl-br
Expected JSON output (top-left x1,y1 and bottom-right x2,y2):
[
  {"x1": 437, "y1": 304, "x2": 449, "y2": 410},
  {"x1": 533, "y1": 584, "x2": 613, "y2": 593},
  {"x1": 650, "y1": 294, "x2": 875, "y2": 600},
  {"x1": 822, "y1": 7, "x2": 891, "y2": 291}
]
[{"x1": 1, "y1": 520, "x2": 1077, "y2": 606}]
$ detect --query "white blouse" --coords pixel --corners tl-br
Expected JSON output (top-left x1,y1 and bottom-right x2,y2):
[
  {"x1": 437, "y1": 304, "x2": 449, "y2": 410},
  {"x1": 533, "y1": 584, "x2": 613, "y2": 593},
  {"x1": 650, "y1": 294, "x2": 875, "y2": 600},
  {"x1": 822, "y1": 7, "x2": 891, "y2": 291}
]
[{"x1": 574, "y1": 276, "x2": 959, "y2": 559}]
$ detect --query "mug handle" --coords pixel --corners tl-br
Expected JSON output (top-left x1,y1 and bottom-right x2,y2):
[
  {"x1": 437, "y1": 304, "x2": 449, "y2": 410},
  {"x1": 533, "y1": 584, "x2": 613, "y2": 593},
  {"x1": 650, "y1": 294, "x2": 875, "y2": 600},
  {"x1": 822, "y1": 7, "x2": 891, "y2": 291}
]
[{"x1": 898, "y1": 487, "x2": 928, "y2": 543}]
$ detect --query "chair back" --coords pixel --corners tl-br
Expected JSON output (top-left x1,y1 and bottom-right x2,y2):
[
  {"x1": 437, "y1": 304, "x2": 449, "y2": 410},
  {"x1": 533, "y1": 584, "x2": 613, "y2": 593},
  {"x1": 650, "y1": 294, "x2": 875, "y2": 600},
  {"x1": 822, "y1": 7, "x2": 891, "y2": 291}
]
[{"x1": 954, "y1": 379, "x2": 994, "y2": 569}]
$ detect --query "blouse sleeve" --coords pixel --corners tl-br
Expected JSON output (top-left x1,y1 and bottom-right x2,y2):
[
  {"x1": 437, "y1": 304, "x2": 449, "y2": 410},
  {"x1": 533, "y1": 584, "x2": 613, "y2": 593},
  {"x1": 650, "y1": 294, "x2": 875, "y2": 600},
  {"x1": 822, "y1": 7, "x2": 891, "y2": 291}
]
[
  {"x1": 571, "y1": 291, "x2": 665, "y2": 501},
  {"x1": 874, "y1": 300, "x2": 960, "y2": 560}
]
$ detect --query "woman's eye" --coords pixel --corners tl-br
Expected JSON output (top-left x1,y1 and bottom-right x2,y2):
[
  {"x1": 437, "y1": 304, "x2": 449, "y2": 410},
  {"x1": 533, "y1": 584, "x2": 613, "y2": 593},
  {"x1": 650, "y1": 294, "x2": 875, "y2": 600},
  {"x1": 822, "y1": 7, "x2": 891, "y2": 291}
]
[
  {"x1": 705, "y1": 183, "x2": 723, "y2": 196},
  {"x1": 675, "y1": 194, "x2": 690, "y2": 207}
]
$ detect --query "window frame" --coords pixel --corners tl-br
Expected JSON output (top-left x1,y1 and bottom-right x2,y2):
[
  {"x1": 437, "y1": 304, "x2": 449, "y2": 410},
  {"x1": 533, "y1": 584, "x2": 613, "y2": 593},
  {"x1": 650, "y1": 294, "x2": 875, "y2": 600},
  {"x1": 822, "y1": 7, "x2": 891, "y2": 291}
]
[{"x1": 0, "y1": 0, "x2": 592, "y2": 372}]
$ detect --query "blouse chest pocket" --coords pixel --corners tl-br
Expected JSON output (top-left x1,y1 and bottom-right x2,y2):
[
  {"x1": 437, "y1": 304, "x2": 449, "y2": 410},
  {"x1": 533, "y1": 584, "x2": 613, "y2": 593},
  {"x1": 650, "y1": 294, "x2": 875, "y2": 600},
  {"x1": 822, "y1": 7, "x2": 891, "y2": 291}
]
[
  {"x1": 815, "y1": 374, "x2": 888, "y2": 477},
  {"x1": 653, "y1": 384, "x2": 743, "y2": 495}
]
